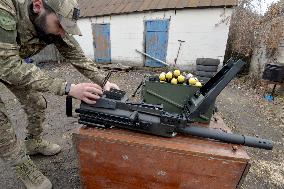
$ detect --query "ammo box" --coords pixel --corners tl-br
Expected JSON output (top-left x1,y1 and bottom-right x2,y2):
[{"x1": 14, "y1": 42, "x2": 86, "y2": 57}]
[{"x1": 142, "y1": 76, "x2": 215, "y2": 123}]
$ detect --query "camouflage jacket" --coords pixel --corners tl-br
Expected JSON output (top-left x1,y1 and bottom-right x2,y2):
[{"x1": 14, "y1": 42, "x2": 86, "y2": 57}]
[{"x1": 0, "y1": 0, "x2": 105, "y2": 95}]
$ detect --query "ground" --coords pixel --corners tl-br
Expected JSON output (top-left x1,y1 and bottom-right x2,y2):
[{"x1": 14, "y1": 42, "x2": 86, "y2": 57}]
[{"x1": 0, "y1": 62, "x2": 283, "y2": 189}]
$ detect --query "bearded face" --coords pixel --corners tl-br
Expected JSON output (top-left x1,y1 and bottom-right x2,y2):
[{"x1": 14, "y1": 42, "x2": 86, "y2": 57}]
[{"x1": 31, "y1": 4, "x2": 65, "y2": 43}]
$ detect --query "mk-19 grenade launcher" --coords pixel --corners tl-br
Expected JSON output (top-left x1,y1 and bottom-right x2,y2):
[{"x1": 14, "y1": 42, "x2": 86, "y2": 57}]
[{"x1": 67, "y1": 59, "x2": 273, "y2": 150}]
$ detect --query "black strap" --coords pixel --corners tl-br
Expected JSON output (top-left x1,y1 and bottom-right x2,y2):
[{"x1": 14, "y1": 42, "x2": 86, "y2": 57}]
[{"x1": 66, "y1": 96, "x2": 73, "y2": 117}]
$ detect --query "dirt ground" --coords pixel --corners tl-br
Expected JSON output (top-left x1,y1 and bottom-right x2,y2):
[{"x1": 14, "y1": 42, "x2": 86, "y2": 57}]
[{"x1": 0, "y1": 62, "x2": 283, "y2": 189}]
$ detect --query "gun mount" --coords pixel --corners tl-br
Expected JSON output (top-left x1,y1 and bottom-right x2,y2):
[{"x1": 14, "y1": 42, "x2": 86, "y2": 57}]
[{"x1": 70, "y1": 59, "x2": 273, "y2": 150}]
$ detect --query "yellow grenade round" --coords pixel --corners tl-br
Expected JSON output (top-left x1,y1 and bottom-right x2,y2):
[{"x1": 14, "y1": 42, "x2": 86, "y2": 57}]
[
  {"x1": 188, "y1": 78, "x2": 197, "y2": 85},
  {"x1": 194, "y1": 77, "x2": 199, "y2": 82},
  {"x1": 173, "y1": 70, "x2": 181, "y2": 77},
  {"x1": 171, "y1": 78, "x2": 178, "y2": 85},
  {"x1": 177, "y1": 75, "x2": 185, "y2": 83},
  {"x1": 166, "y1": 71, "x2": 173, "y2": 82},
  {"x1": 195, "y1": 82, "x2": 202, "y2": 87},
  {"x1": 159, "y1": 72, "x2": 166, "y2": 81}
]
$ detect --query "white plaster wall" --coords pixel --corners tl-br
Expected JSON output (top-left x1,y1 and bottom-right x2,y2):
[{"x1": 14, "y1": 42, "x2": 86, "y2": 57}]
[
  {"x1": 74, "y1": 18, "x2": 94, "y2": 58},
  {"x1": 76, "y1": 8, "x2": 233, "y2": 69},
  {"x1": 92, "y1": 14, "x2": 144, "y2": 66}
]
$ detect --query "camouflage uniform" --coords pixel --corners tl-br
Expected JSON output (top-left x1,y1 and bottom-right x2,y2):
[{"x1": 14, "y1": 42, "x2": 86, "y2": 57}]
[{"x1": 0, "y1": 0, "x2": 105, "y2": 163}]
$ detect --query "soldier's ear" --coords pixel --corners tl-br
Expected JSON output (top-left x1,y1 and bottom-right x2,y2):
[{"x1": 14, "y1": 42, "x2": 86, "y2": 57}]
[{"x1": 32, "y1": 0, "x2": 43, "y2": 14}]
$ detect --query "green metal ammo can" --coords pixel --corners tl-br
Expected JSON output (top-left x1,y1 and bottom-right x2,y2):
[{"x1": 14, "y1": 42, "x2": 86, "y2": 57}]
[{"x1": 142, "y1": 76, "x2": 215, "y2": 123}]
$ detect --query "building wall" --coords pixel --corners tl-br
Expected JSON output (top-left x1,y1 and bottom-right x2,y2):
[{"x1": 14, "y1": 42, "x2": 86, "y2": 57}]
[{"x1": 75, "y1": 8, "x2": 233, "y2": 69}]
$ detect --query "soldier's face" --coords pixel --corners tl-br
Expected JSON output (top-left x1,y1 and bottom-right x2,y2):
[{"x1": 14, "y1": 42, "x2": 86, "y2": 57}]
[
  {"x1": 36, "y1": 11, "x2": 65, "y2": 37},
  {"x1": 34, "y1": 11, "x2": 65, "y2": 38},
  {"x1": 44, "y1": 13, "x2": 65, "y2": 37},
  {"x1": 32, "y1": 0, "x2": 65, "y2": 38}
]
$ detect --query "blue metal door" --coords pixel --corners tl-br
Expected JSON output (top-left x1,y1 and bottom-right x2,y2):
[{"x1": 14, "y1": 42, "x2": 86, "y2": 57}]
[
  {"x1": 92, "y1": 23, "x2": 111, "y2": 63},
  {"x1": 145, "y1": 20, "x2": 169, "y2": 67}
]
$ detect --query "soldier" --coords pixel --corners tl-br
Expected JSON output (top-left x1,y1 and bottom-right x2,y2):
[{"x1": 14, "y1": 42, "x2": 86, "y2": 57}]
[{"x1": 0, "y1": 0, "x2": 119, "y2": 188}]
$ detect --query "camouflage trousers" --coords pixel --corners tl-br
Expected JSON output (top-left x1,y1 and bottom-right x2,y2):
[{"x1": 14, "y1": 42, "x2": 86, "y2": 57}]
[{"x1": 0, "y1": 84, "x2": 47, "y2": 162}]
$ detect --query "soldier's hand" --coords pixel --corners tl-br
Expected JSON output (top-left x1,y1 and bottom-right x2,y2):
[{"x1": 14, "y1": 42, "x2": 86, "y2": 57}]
[
  {"x1": 104, "y1": 81, "x2": 120, "y2": 91},
  {"x1": 69, "y1": 83, "x2": 103, "y2": 104}
]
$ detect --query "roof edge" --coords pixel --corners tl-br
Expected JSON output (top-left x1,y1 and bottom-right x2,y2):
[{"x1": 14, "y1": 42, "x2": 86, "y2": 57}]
[{"x1": 80, "y1": 5, "x2": 236, "y2": 18}]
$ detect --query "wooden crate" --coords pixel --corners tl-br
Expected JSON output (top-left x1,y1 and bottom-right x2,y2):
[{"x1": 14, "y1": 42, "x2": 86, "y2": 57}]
[{"x1": 73, "y1": 115, "x2": 250, "y2": 189}]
